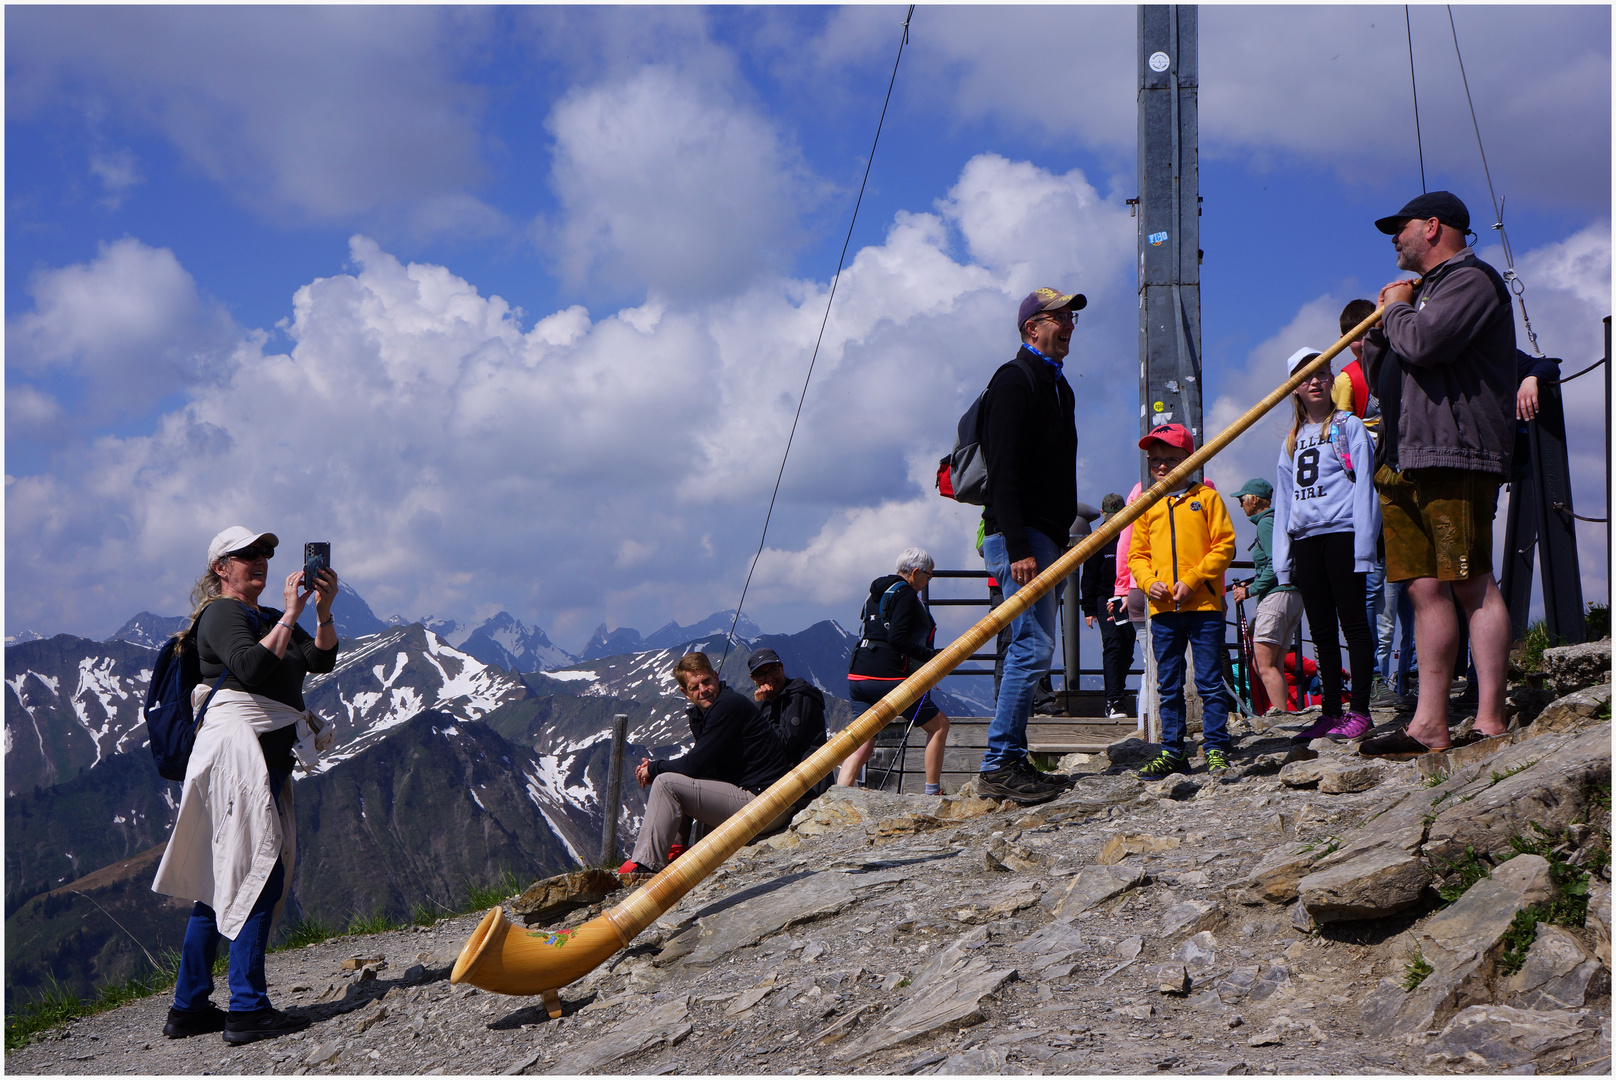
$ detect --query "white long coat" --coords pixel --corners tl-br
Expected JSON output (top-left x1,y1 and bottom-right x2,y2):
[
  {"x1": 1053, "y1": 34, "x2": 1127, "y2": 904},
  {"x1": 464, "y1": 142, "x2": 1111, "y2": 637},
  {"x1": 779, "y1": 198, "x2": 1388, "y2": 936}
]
[{"x1": 151, "y1": 689, "x2": 299, "y2": 940}]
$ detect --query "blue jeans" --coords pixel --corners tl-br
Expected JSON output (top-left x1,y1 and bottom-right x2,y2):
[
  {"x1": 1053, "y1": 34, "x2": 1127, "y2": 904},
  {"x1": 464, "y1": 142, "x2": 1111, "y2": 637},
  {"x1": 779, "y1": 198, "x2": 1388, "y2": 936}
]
[
  {"x1": 1364, "y1": 558, "x2": 1386, "y2": 646},
  {"x1": 1150, "y1": 611, "x2": 1230, "y2": 756},
  {"x1": 173, "y1": 766, "x2": 287, "y2": 1014},
  {"x1": 173, "y1": 858, "x2": 285, "y2": 1013},
  {"x1": 980, "y1": 528, "x2": 1060, "y2": 772},
  {"x1": 1376, "y1": 579, "x2": 1417, "y2": 691}
]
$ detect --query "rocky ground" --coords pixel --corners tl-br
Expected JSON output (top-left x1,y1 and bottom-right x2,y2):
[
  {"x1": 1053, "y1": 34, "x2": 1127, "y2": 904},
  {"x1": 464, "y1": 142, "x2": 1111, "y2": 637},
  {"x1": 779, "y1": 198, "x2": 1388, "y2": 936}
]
[{"x1": 7, "y1": 643, "x2": 1610, "y2": 1076}]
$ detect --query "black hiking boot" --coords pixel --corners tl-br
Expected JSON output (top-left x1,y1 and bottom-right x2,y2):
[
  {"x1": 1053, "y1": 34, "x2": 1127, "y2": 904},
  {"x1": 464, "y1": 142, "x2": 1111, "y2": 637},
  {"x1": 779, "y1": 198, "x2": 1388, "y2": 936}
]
[
  {"x1": 977, "y1": 764, "x2": 1061, "y2": 805},
  {"x1": 222, "y1": 1007, "x2": 310, "y2": 1045},
  {"x1": 1018, "y1": 758, "x2": 1077, "y2": 789},
  {"x1": 163, "y1": 1004, "x2": 227, "y2": 1039}
]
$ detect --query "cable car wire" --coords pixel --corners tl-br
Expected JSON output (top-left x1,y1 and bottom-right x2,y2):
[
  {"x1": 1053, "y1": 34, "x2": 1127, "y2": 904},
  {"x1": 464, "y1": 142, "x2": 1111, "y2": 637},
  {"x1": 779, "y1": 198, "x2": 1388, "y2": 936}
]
[
  {"x1": 1405, "y1": 7, "x2": 1426, "y2": 192},
  {"x1": 719, "y1": 5, "x2": 918, "y2": 668}
]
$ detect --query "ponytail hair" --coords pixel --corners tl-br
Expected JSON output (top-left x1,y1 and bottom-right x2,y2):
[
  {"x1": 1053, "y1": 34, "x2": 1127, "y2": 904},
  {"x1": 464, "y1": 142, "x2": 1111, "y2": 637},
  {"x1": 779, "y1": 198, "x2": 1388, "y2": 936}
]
[{"x1": 174, "y1": 559, "x2": 228, "y2": 648}]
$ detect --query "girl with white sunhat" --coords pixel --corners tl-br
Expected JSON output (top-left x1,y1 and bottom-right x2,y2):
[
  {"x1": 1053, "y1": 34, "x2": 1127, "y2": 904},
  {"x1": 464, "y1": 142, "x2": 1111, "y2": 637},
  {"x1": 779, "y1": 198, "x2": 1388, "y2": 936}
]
[{"x1": 1271, "y1": 347, "x2": 1382, "y2": 742}]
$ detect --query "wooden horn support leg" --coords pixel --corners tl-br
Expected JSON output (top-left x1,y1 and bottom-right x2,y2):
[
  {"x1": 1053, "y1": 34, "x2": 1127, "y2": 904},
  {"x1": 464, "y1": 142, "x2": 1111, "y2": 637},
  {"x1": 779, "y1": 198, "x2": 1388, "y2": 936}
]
[{"x1": 447, "y1": 307, "x2": 1395, "y2": 1003}]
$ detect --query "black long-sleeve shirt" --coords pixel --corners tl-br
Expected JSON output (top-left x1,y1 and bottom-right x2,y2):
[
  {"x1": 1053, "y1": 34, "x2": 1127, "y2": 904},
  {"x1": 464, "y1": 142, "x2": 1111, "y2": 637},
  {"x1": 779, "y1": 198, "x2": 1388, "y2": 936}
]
[
  {"x1": 651, "y1": 684, "x2": 790, "y2": 794},
  {"x1": 197, "y1": 599, "x2": 337, "y2": 709},
  {"x1": 196, "y1": 598, "x2": 338, "y2": 773},
  {"x1": 981, "y1": 348, "x2": 1078, "y2": 563},
  {"x1": 1079, "y1": 534, "x2": 1120, "y2": 617}
]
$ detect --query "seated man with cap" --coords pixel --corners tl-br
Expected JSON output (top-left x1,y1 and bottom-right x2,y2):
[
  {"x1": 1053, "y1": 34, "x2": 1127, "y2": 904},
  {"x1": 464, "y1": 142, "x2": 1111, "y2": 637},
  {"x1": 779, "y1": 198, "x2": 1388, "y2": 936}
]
[
  {"x1": 621, "y1": 652, "x2": 794, "y2": 875},
  {"x1": 746, "y1": 648, "x2": 827, "y2": 767}
]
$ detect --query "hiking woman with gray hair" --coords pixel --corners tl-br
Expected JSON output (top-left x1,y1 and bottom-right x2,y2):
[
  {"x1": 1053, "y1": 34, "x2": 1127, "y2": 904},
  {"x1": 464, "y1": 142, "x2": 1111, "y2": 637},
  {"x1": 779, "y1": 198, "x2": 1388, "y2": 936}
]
[
  {"x1": 152, "y1": 526, "x2": 338, "y2": 1046},
  {"x1": 839, "y1": 547, "x2": 951, "y2": 794}
]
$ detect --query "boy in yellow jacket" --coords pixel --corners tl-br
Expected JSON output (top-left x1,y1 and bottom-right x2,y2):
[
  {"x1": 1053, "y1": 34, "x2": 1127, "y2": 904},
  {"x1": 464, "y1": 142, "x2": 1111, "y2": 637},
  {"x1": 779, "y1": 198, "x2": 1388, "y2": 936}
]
[{"x1": 1127, "y1": 424, "x2": 1237, "y2": 777}]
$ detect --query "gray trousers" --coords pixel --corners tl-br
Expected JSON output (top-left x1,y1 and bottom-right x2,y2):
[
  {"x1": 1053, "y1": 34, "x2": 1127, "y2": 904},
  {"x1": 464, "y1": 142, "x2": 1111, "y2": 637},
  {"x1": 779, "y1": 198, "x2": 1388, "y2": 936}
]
[{"x1": 630, "y1": 773, "x2": 792, "y2": 871}]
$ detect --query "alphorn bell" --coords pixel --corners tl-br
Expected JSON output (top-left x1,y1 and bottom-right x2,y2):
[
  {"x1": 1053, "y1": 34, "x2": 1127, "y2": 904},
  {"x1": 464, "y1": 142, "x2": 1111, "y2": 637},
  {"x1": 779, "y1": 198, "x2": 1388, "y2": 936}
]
[{"x1": 452, "y1": 302, "x2": 1400, "y2": 1017}]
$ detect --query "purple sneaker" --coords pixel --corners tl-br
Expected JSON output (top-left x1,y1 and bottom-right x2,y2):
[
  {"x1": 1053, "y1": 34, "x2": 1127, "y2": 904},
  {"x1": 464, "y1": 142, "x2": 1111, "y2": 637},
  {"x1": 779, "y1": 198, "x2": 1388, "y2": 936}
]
[
  {"x1": 1326, "y1": 712, "x2": 1372, "y2": 741},
  {"x1": 1290, "y1": 715, "x2": 1339, "y2": 742}
]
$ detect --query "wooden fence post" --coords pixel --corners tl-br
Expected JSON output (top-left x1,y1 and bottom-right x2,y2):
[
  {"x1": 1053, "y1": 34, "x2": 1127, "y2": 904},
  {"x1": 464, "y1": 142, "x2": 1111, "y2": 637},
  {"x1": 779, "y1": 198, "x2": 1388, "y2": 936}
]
[{"x1": 598, "y1": 714, "x2": 628, "y2": 866}]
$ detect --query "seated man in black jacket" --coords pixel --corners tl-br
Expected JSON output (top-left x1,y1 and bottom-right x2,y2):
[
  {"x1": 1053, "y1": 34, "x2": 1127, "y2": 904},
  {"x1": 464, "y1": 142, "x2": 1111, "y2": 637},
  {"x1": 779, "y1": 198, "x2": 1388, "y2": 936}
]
[
  {"x1": 747, "y1": 648, "x2": 827, "y2": 763},
  {"x1": 621, "y1": 652, "x2": 794, "y2": 875}
]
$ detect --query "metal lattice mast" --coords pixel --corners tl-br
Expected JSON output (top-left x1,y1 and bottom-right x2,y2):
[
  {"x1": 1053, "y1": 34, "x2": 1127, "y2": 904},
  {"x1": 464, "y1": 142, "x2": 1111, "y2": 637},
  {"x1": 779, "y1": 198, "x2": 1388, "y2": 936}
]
[{"x1": 1136, "y1": 5, "x2": 1202, "y2": 486}]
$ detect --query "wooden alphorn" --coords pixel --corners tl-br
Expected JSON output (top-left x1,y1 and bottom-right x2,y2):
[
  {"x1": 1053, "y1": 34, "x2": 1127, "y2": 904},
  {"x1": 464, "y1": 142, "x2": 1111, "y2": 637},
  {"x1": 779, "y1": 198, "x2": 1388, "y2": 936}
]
[{"x1": 450, "y1": 302, "x2": 1395, "y2": 1016}]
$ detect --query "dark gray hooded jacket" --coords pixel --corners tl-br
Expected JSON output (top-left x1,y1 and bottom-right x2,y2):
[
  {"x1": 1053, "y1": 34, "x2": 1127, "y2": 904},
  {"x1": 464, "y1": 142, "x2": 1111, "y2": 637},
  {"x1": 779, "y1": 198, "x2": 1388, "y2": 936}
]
[{"x1": 1362, "y1": 247, "x2": 1516, "y2": 476}]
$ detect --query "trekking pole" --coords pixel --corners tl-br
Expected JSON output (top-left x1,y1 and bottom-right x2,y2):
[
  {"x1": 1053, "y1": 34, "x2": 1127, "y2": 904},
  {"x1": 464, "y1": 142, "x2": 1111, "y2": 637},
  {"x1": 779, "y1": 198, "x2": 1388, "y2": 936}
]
[
  {"x1": 447, "y1": 301, "x2": 1400, "y2": 1013},
  {"x1": 874, "y1": 693, "x2": 927, "y2": 793}
]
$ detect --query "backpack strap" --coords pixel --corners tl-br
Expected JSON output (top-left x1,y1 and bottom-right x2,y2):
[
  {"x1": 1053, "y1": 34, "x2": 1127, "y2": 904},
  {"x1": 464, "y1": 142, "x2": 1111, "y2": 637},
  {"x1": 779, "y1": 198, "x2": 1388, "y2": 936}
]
[
  {"x1": 876, "y1": 580, "x2": 907, "y2": 632},
  {"x1": 194, "y1": 600, "x2": 262, "y2": 730}
]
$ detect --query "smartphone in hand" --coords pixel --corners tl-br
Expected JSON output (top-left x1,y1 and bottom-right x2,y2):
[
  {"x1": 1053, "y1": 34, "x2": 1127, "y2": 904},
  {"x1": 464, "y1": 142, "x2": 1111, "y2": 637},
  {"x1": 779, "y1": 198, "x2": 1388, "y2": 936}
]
[{"x1": 303, "y1": 542, "x2": 331, "y2": 592}]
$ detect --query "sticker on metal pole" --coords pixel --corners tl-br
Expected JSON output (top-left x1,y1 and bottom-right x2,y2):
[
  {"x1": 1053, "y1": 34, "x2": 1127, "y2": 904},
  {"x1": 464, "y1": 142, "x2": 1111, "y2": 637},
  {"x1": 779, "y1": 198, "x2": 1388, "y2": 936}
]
[
  {"x1": 1149, "y1": 51, "x2": 1171, "y2": 72},
  {"x1": 1149, "y1": 231, "x2": 1169, "y2": 246}
]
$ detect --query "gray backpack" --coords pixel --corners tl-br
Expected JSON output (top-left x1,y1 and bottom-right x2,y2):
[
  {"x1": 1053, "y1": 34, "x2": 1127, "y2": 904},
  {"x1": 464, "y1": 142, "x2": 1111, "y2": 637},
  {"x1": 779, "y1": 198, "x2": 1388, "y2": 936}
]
[{"x1": 936, "y1": 363, "x2": 1034, "y2": 505}]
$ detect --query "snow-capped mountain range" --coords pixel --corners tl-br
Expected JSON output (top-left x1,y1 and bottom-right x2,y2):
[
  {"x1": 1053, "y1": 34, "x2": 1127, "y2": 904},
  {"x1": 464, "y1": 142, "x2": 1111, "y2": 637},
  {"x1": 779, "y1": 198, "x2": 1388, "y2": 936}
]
[{"x1": 4, "y1": 582, "x2": 995, "y2": 1001}]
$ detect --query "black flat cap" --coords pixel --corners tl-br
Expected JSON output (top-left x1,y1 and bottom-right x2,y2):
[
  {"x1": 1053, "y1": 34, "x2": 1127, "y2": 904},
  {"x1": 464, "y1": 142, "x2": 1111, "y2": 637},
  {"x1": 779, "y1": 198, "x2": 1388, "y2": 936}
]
[{"x1": 1375, "y1": 191, "x2": 1470, "y2": 235}]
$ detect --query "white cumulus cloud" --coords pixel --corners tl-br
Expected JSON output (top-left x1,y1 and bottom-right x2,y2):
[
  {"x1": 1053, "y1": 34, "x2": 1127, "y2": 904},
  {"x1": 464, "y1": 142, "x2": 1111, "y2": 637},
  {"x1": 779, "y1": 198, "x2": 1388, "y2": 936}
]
[
  {"x1": 6, "y1": 237, "x2": 240, "y2": 429},
  {"x1": 5, "y1": 155, "x2": 1144, "y2": 646},
  {"x1": 542, "y1": 65, "x2": 816, "y2": 302}
]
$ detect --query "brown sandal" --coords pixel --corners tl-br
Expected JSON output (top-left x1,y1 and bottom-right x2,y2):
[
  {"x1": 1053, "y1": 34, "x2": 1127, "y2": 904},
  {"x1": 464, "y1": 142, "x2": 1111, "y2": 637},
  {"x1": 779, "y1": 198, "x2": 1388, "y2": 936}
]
[{"x1": 1359, "y1": 726, "x2": 1442, "y2": 759}]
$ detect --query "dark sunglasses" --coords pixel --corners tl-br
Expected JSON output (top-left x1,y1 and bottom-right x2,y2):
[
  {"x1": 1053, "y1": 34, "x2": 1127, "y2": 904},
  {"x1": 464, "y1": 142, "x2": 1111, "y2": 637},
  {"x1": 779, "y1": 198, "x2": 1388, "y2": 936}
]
[{"x1": 227, "y1": 544, "x2": 275, "y2": 561}]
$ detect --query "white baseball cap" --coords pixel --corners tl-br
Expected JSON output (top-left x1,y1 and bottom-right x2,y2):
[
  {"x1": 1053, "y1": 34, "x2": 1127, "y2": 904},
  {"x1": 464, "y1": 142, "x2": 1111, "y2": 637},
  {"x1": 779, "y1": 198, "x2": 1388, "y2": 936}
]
[
  {"x1": 207, "y1": 525, "x2": 280, "y2": 563},
  {"x1": 1286, "y1": 346, "x2": 1324, "y2": 376}
]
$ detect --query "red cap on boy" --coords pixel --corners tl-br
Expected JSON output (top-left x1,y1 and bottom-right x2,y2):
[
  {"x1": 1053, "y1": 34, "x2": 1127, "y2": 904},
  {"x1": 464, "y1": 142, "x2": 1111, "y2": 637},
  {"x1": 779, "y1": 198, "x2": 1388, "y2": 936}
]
[{"x1": 1138, "y1": 423, "x2": 1195, "y2": 453}]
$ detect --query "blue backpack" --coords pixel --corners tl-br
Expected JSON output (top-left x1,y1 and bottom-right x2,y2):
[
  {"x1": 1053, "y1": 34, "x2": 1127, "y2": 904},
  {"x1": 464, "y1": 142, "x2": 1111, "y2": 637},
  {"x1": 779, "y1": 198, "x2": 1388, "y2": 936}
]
[{"x1": 143, "y1": 605, "x2": 251, "y2": 781}]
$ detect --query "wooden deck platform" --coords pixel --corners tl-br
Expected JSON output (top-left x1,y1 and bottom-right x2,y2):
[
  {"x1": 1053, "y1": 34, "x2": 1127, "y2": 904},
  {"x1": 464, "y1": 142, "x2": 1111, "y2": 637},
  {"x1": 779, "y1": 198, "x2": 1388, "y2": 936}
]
[{"x1": 852, "y1": 699, "x2": 1139, "y2": 794}]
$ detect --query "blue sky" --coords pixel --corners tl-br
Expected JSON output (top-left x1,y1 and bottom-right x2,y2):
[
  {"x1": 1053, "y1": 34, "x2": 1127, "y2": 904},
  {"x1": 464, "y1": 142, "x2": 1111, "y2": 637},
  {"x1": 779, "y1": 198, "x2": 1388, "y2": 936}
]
[{"x1": 6, "y1": 5, "x2": 1610, "y2": 657}]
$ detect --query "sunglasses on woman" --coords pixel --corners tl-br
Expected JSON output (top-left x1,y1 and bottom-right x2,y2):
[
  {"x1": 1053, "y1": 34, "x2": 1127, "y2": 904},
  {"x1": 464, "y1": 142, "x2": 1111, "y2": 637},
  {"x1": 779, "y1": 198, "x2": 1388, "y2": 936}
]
[{"x1": 227, "y1": 544, "x2": 275, "y2": 561}]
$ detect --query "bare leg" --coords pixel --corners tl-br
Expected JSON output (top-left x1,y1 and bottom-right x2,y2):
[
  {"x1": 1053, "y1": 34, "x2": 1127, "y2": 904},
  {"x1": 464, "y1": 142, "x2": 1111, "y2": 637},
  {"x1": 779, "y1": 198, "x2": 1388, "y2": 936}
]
[
  {"x1": 1253, "y1": 641, "x2": 1289, "y2": 713},
  {"x1": 919, "y1": 713, "x2": 950, "y2": 786},
  {"x1": 1405, "y1": 576, "x2": 1459, "y2": 747},
  {"x1": 1452, "y1": 573, "x2": 1510, "y2": 736},
  {"x1": 838, "y1": 739, "x2": 875, "y2": 786}
]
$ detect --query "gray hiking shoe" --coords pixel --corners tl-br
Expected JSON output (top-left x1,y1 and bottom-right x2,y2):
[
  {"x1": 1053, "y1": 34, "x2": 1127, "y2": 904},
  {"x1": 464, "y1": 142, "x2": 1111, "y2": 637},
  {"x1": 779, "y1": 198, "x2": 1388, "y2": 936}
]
[{"x1": 977, "y1": 764, "x2": 1061, "y2": 804}]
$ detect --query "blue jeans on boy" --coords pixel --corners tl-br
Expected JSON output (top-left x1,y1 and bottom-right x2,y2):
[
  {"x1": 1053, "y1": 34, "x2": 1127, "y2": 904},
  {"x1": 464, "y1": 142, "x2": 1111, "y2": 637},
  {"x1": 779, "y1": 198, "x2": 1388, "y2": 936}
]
[
  {"x1": 173, "y1": 767, "x2": 287, "y2": 1014},
  {"x1": 1150, "y1": 611, "x2": 1230, "y2": 757},
  {"x1": 980, "y1": 528, "x2": 1060, "y2": 773}
]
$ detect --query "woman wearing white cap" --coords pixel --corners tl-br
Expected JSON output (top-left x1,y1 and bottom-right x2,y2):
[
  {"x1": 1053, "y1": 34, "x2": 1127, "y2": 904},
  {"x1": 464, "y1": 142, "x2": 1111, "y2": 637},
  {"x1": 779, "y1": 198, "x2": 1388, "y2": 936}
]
[
  {"x1": 151, "y1": 526, "x2": 338, "y2": 1045},
  {"x1": 1271, "y1": 349, "x2": 1381, "y2": 743}
]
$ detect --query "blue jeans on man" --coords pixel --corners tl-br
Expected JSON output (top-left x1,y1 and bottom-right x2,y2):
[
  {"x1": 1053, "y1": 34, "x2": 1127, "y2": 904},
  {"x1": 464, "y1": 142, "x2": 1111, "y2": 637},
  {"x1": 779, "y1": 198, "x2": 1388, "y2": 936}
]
[
  {"x1": 1150, "y1": 611, "x2": 1231, "y2": 757},
  {"x1": 980, "y1": 528, "x2": 1060, "y2": 772}
]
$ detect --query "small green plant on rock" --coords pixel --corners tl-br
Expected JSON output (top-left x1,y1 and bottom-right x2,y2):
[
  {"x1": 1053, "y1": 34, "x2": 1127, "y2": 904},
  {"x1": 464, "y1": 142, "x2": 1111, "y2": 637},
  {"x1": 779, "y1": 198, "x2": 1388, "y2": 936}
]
[
  {"x1": 1488, "y1": 759, "x2": 1537, "y2": 787},
  {"x1": 1435, "y1": 845, "x2": 1493, "y2": 904},
  {"x1": 1586, "y1": 602, "x2": 1610, "y2": 641},
  {"x1": 1517, "y1": 620, "x2": 1560, "y2": 674},
  {"x1": 1402, "y1": 950, "x2": 1434, "y2": 991},
  {"x1": 1498, "y1": 908, "x2": 1540, "y2": 976}
]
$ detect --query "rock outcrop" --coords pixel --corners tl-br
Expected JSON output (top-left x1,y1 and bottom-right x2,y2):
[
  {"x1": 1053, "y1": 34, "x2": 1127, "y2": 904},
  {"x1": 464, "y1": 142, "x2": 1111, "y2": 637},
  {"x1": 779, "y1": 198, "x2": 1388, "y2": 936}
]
[{"x1": 6, "y1": 692, "x2": 1607, "y2": 1076}]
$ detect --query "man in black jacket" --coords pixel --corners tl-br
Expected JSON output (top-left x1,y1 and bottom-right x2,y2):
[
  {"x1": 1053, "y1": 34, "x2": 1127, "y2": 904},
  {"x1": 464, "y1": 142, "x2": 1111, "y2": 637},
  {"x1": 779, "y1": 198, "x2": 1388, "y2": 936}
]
[
  {"x1": 747, "y1": 648, "x2": 827, "y2": 765},
  {"x1": 1080, "y1": 493, "x2": 1134, "y2": 718},
  {"x1": 621, "y1": 652, "x2": 794, "y2": 874},
  {"x1": 977, "y1": 287, "x2": 1083, "y2": 804}
]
